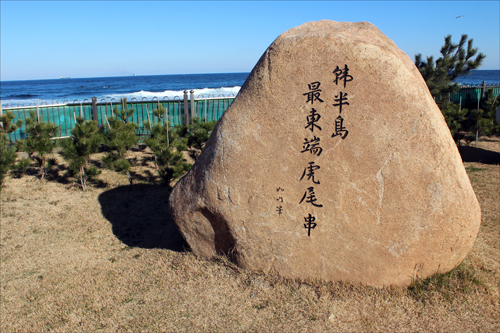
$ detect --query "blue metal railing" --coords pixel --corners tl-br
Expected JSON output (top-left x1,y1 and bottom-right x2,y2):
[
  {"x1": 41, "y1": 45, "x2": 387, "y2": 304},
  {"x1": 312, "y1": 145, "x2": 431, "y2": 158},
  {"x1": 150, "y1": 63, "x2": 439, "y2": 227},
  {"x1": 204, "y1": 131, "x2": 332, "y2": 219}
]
[
  {"x1": 450, "y1": 86, "x2": 500, "y2": 106},
  {"x1": 3, "y1": 83, "x2": 499, "y2": 143},
  {"x1": 1, "y1": 93, "x2": 235, "y2": 142}
]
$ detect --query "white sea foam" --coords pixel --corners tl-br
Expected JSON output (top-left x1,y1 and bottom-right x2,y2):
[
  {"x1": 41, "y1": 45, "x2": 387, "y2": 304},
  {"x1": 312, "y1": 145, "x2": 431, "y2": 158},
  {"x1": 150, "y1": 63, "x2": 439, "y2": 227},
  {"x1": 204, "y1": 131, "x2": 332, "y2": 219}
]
[
  {"x1": 101, "y1": 86, "x2": 241, "y2": 102},
  {"x1": 1, "y1": 86, "x2": 242, "y2": 107},
  {"x1": 2, "y1": 98, "x2": 62, "y2": 108}
]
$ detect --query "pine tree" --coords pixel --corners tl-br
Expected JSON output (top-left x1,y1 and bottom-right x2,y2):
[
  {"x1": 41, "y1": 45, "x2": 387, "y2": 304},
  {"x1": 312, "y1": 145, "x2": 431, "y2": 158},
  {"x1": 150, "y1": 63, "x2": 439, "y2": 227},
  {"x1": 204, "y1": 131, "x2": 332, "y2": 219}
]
[
  {"x1": 103, "y1": 116, "x2": 139, "y2": 159},
  {"x1": 143, "y1": 104, "x2": 170, "y2": 145},
  {"x1": 0, "y1": 111, "x2": 26, "y2": 188},
  {"x1": 0, "y1": 111, "x2": 23, "y2": 137},
  {"x1": 184, "y1": 118, "x2": 217, "y2": 161},
  {"x1": 0, "y1": 135, "x2": 16, "y2": 188},
  {"x1": 415, "y1": 34, "x2": 486, "y2": 144},
  {"x1": 143, "y1": 109, "x2": 190, "y2": 185},
  {"x1": 102, "y1": 101, "x2": 139, "y2": 185},
  {"x1": 150, "y1": 104, "x2": 168, "y2": 123},
  {"x1": 457, "y1": 89, "x2": 500, "y2": 145},
  {"x1": 440, "y1": 101, "x2": 468, "y2": 144},
  {"x1": 59, "y1": 118, "x2": 102, "y2": 191},
  {"x1": 479, "y1": 88, "x2": 500, "y2": 135},
  {"x1": 112, "y1": 98, "x2": 136, "y2": 124},
  {"x1": 144, "y1": 125, "x2": 191, "y2": 185},
  {"x1": 415, "y1": 34, "x2": 486, "y2": 105},
  {"x1": 15, "y1": 111, "x2": 59, "y2": 181}
]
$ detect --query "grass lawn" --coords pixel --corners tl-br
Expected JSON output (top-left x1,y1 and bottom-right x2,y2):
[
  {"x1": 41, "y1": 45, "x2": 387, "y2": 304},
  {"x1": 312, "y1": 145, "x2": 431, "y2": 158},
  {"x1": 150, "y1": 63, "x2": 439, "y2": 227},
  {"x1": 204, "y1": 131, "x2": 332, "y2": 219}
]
[{"x1": 1, "y1": 137, "x2": 499, "y2": 332}]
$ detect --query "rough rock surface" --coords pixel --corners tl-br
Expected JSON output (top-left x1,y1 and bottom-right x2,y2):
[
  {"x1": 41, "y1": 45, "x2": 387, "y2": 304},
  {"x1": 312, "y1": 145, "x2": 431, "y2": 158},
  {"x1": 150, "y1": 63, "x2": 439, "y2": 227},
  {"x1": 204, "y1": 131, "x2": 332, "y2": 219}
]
[{"x1": 169, "y1": 20, "x2": 481, "y2": 287}]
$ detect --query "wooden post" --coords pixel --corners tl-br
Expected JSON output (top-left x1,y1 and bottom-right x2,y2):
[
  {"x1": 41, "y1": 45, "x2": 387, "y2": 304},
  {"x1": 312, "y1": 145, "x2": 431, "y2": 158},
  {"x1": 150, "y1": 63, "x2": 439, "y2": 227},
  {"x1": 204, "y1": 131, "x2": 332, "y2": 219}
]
[
  {"x1": 190, "y1": 90, "x2": 195, "y2": 121},
  {"x1": 183, "y1": 90, "x2": 189, "y2": 125},
  {"x1": 481, "y1": 81, "x2": 486, "y2": 99},
  {"x1": 92, "y1": 97, "x2": 98, "y2": 122}
]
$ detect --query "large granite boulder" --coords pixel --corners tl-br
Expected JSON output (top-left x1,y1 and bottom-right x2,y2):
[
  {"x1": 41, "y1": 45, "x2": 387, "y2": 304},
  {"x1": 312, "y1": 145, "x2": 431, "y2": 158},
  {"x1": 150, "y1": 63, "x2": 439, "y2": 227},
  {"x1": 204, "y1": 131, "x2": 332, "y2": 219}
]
[{"x1": 169, "y1": 20, "x2": 481, "y2": 287}]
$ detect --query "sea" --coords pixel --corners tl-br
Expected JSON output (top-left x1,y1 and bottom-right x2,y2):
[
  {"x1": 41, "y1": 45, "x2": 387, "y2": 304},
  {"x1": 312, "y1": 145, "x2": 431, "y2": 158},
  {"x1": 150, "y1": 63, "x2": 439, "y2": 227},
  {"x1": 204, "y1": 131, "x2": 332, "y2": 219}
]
[{"x1": 1, "y1": 70, "x2": 499, "y2": 108}]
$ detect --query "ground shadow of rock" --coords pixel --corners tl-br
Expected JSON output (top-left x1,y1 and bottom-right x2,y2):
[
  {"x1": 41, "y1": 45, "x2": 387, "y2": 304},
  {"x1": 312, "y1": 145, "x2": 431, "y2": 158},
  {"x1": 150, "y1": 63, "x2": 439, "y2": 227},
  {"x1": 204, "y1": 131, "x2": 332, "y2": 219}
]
[
  {"x1": 98, "y1": 184, "x2": 189, "y2": 251},
  {"x1": 458, "y1": 146, "x2": 500, "y2": 165}
]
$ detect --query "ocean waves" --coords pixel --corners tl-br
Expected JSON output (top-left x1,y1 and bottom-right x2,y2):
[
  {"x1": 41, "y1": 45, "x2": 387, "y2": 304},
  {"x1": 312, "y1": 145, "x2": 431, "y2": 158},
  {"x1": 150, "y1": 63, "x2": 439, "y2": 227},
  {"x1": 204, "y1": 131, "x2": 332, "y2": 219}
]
[
  {"x1": 3, "y1": 70, "x2": 495, "y2": 108},
  {"x1": 1, "y1": 86, "x2": 242, "y2": 107},
  {"x1": 1, "y1": 73, "x2": 249, "y2": 107},
  {"x1": 102, "y1": 86, "x2": 241, "y2": 102},
  {"x1": 6, "y1": 93, "x2": 39, "y2": 99}
]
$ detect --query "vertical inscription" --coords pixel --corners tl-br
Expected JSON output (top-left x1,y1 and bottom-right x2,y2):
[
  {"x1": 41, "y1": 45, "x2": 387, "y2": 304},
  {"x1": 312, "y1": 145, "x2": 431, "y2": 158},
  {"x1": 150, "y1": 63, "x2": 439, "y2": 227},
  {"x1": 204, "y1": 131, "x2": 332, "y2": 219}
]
[
  {"x1": 331, "y1": 64, "x2": 353, "y2": 139},
  {"x1": 298, "y1": 68, "x2": 353, "y2": 236},
  {"x1": 275, "y1": 187, "x2": 285, "y2": 217},
  {"x1": 300, "y1": 82, "x2": 326, "y2": 236},
  {"x1": 272, "y1": 67, "x2": 354, "y2": 236}
]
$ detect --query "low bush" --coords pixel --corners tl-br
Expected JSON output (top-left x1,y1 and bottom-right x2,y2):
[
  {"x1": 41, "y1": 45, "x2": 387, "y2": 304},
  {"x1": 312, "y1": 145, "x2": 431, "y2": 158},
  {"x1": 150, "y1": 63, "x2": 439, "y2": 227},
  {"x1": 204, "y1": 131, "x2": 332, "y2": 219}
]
[
  {"x1": 59, "y1": 118, "x2": 102, "y2": 191},
  {"x1": 15, "y1": 111, "x2": 59, "y2": 181}
]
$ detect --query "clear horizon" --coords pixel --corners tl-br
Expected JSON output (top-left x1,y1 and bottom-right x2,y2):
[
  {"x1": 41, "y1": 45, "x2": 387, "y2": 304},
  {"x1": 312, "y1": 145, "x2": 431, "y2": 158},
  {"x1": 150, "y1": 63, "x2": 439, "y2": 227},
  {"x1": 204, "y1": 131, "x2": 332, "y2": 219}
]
[
  {"x1": 1, "y1": 1, "x2": 499, "y2": 81},
  {"x1": 0, "y1": 71, "x2": 253, "y2": 83},
  {"x1": 2, "y1": 69, "x2": 499, "y2": 84}
]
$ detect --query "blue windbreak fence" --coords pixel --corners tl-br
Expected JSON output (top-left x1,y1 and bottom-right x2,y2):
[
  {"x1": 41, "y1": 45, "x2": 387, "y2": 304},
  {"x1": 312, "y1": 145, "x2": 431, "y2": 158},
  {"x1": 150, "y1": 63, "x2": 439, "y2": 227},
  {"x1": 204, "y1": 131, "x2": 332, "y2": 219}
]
[
  {"x1": 3, "y1": 84, "x2": 499, "y2": 143},
  {"x1": 1, "y1": 94, "x2": 235, "y2": 142},
  {"x1": 449, "y1": 86, "x2": 500, "y2": 107}
]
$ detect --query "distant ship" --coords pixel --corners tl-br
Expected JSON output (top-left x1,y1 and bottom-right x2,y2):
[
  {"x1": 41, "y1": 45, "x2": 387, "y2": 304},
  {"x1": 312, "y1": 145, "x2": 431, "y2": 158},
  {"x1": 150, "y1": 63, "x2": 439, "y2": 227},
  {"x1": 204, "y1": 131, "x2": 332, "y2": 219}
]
[{"x1": 60, "y1": 76, "x2": 71, "y2": 79}]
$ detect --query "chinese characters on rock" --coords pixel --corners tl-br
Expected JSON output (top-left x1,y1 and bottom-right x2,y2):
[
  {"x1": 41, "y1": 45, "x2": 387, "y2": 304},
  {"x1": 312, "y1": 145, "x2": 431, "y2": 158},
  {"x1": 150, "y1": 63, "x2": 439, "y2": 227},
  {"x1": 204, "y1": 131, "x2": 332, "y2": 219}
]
[
  {"x1": 272, "y1": 66, "x2": 354, "y2": 237},
  {"x1": 301, "y1": 82, "x2": 325, "y2": 236},
  {"x1": 332, "y1": 64, "x2": 353, "y2": 139},
  {"x1": 298, "y1": 66, "x2": 353, "y2": 236},
  {"x1": 276, "y1": 187, "x2": 284, "y2": 217}
]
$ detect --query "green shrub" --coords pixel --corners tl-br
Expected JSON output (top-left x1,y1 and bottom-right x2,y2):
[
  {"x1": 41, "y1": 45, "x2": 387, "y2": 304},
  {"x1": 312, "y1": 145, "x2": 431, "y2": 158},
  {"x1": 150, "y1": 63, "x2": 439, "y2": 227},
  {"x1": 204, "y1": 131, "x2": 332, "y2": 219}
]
[
  {"x1": 101, "y1": 101, "x2": 139, "y2": 185},
  {"x1": 59, "y1": 118, "x2": 102, "y2": 191},
  {"x1": 15, "y1": 111, "x2": 59, "y2": 181},
  {"x1": 0, "y1": 111, "x2": 24, "y2": 188},
  {"x1": 184, "y1": 118, "x2": 217, "y2": 161},
  {"x1": 144, "y1": 121, "x2": 191, "y2": 185},
  {"x1": 0, "y1": 135, "x2": 17, "y2": 188},
  {"x1": 112, "y1": 98, "x2": 136, "y2": 124}
]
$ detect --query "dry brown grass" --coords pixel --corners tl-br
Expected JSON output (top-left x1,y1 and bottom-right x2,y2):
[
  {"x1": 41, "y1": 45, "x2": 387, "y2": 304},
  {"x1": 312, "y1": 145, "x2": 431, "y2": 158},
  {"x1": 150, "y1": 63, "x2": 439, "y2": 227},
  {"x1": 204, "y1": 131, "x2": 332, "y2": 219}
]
[{"x1": 1, "y1": 137, "x2": 499, "y2": 332}]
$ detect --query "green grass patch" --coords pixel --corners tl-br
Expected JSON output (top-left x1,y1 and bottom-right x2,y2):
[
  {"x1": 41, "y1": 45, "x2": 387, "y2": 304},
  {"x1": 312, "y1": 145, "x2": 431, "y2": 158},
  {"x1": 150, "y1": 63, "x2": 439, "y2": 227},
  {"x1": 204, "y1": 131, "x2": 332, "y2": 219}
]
[
  {"x1": 408, "y1": 261, "x2": 483, "y2": 302},
  {"x1": 466, "y1": 166, "x2": 486, "y2": 173}
]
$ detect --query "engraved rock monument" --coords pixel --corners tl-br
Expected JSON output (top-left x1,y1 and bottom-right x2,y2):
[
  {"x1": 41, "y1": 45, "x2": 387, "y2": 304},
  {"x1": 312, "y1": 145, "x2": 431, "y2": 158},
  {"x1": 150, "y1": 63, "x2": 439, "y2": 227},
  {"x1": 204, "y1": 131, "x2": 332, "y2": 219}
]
[{"x1": 169, "y1": 20, "x2": 481, "y2": 287}]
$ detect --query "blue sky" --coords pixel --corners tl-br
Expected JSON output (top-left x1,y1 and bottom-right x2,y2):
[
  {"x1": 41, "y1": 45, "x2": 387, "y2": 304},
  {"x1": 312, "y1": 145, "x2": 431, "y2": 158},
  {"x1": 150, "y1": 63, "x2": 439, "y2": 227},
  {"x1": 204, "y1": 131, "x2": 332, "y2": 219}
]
[{"x1": 1, "y1": 1, "x2": 499, "y2": 81}]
